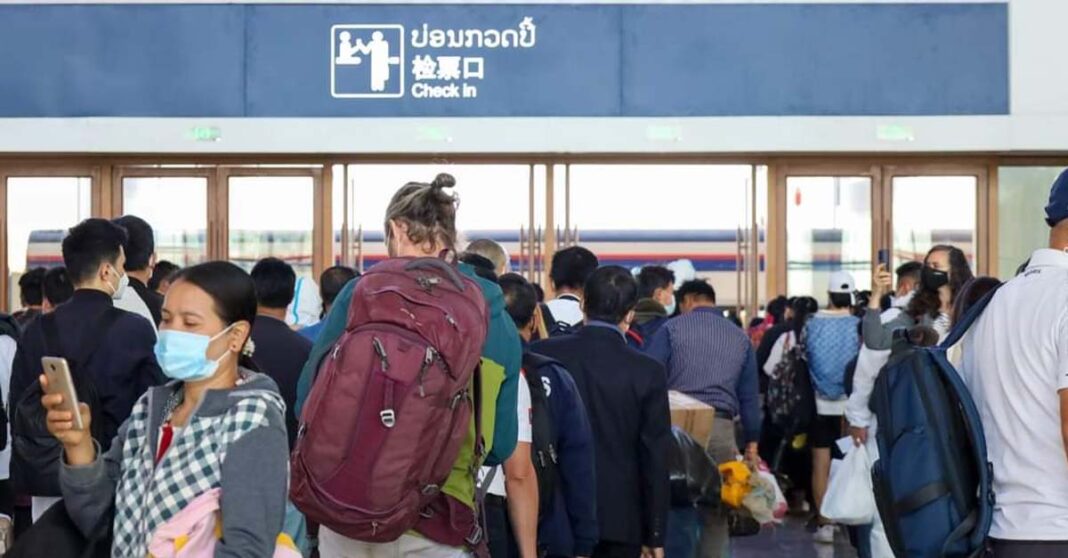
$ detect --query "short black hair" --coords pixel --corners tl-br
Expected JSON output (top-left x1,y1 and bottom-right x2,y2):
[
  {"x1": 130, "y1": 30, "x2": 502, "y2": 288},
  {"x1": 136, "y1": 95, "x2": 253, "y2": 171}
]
[
  {"x1": 499, "y1": 273, "x2": 538, "y2": 330},
  {"x1": 896, "y1": 261, "x2": 923, "y2": 283},
  {"x1": 250, "y1": 257, "x2": 296, "y2": 309},
  {"x1": 531, "y1": 283, "x2": 545, "y2": 303},
  {"x1": 43, "y1": 267, "x2": 74, "y2": 306},
  {"x1": 149, "y1": 260, "x2": 181, "y2": 292},
  {"x1": 62, "y1": 218, "x2": 128, "y2": 285},
  {"x1": 767, "y1": 296, "x2": 790, "y2": 323},
  {"x1": 18, "y1": 267, "x2": 46, "y2": 306},
  {"x1": 112, "y1": 215, "x2": 155, "y2": 271},
  {"x1": 320, "y1": 266, "x2": 357, "y2": 307},
  {"x1": 829, "y1": 292, "x2": 853, "y2": 309},
  {"x1": 550, "y1": 246, "x2": 599, "y2": 291},
  {"x1": 676, "y1": 280, "x2": 716, "y2": 305},
  {"x1": 637, "y1": 266, "x2": 676, "y2": 300},
  {"x1": 459, "y1": 253, "x2": 498, "y2": 283},
  {"x1": 583, "y1": 265, "x2": 638, "y2": 324}
]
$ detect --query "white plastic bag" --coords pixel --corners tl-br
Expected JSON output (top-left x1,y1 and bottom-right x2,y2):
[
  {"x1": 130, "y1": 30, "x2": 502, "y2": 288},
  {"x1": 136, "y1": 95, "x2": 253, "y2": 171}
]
[{"x1": 821, "y1": 444, "x2": 876, "y2": 525}]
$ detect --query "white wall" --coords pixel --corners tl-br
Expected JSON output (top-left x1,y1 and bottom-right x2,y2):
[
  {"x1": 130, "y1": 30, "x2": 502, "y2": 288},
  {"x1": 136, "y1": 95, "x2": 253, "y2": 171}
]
[{"x1": 0, "y1": 0, "x2": 1062, "y2": 154}]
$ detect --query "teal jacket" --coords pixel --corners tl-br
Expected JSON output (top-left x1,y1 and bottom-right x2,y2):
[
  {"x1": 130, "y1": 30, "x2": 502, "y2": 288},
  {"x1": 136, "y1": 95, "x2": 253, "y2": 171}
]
[{"x1": 294, "y1": 263, "x2": 521, "y2": 467}]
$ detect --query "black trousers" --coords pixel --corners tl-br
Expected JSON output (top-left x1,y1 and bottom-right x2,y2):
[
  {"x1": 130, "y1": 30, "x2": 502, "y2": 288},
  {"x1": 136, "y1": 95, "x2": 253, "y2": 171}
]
[
  {"x1": 988, "y1": 539, "x2": 1068, "y2": 558},
  {"x1": 486, "y1": 495, "x2": 519, "y2": 558},
  {"x1": 592, "y1": 541, "x2": 642, "y2": 558}
]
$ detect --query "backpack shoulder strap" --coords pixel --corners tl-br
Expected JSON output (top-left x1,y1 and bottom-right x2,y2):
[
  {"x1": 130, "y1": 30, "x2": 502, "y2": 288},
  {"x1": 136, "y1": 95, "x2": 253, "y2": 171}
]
[
  {"x1": 939, "y1": 283, "x2": 1004, "y2": 349},
  {"x1": 522, "y1": 352, "x2": 562, "y2": 374}
]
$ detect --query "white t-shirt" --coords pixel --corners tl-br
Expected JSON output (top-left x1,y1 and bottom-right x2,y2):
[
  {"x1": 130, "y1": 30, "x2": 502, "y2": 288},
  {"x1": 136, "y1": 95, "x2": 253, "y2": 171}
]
[
  {"x1": 544, "y1": 295, "x2": 583, "y2": 328},
  {"x1": 962, "y1": 249, "x2": 1068, "y2": 540},
  {"x1": 480, "y1": 373, "x2": 533, "y2": 497},
  {"x1": 113, "y1": 287, "x2": 157, "y2": 335}
]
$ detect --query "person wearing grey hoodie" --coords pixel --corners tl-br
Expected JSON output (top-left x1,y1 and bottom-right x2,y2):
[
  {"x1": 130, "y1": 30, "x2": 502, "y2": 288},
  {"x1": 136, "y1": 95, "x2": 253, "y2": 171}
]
[{"x1": 41, "y1": 262, "x2": 289, "y2": 557}]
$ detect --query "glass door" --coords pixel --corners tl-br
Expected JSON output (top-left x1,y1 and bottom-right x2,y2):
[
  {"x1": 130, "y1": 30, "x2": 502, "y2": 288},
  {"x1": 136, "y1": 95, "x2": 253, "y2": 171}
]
[
  {"x1": 883, "y1": 167, "x2": 983, "y2": 273},
  {"x1": 116, "y1": 169, "x2": 212, "y2": 267},
  {"x1": 4, "y1": 175, "x2": 93, "y2": 311},
  {"x1": 563, "y1": 164, "x2": 754, "y2": 311},
  {"x1": 780, "y1": 165, "x2": 879, "y2": 306},
  {"x1": 344, "y1": 164, "x2": 534, "y2": 274},
  {"x1": 223, "y1": 169, "x2": 320, "y2": 282}
]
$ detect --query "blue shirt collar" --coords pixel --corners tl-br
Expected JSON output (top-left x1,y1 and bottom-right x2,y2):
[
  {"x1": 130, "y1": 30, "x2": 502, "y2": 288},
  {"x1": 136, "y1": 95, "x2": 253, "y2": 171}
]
[{"x1": 586, "y1": 320, "x2": 625, "y2": 339}]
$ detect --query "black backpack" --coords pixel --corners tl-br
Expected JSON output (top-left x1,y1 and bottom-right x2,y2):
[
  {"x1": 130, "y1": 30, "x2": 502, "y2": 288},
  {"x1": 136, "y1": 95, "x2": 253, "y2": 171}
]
[
  {"x1": 521, "y1": 352, "x2": 560, "y2": 518},
  {"x1": 12, "y1": 308, "x2": 121, "y2": 496},
  {"x1": 539, "y1": 303, "x2": 578, "y2": 338},
  {"x1": 766, "y1": 332, "x2": 816, "y2": 435}
]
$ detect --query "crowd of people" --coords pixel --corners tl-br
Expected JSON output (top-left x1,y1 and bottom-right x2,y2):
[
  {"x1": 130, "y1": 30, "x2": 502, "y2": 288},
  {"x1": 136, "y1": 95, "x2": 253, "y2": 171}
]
[{"x1": 0, "y1": 170, "x2": 1061, "y2": 558}]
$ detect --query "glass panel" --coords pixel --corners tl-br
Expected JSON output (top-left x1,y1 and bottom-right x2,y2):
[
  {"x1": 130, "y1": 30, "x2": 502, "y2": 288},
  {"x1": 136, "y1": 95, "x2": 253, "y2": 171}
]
[
  {"x1": 891, "y1": 176, "x2": 977, "y2": 270},
  {"x1": 568, "y1": 165, "x2": 753, "y2": 308},
  {"x1": 7, "y1": 176, "x2": 92, "y2": 311},
  {"x1": 349, "y1": 164, "x2": 531, "y2": 273},
  {"x1": 122, "y1": 177, "x2": 208, "y2": 267},
  {"x1": 998, "y1": 167, "x2": 1062, "y2": 278},
  {"x1": 228, "y1": 175, "x2": 315, "y2": 280},
  {"x1": 786, "y1": 176, "x2": 872, "y2": 306}
]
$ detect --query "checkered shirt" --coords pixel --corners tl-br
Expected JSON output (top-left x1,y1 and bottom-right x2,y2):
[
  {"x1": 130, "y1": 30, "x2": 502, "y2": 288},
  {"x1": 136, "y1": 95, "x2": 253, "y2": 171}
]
[{"x1": 111, "y1": 391, "x2": 282, "y2": 557}]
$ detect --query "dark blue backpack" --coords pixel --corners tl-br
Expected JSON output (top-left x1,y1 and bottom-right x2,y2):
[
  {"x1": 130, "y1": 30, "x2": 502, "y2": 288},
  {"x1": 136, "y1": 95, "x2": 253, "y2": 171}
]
[{"x1": 870, "y1": 289, "x2": 997, "y2": 558}]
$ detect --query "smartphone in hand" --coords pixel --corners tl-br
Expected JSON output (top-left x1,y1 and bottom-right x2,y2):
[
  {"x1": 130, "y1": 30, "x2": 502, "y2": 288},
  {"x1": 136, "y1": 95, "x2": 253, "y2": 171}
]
[{"x1": 41, "y1": 357, "x2": 84, "y2": 430}]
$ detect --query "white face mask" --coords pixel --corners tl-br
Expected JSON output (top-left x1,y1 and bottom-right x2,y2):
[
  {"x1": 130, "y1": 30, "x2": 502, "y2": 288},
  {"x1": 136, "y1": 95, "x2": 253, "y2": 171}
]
[{"x1": 106, "y1": 265, "x2": 129, "y2": 300}]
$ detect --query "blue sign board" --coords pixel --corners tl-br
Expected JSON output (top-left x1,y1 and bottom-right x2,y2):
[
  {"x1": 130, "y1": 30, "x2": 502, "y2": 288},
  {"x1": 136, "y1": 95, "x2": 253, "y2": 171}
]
[{"x1": 0, "y1": 3, "x2": 1008, "y2": 117}]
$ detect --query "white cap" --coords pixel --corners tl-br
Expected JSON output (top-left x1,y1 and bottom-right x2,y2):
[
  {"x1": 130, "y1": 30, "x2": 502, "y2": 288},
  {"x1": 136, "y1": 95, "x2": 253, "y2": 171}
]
[
  {"x1": 666, "y1": 259, "x2": 697, "y2": 284},
  {"x1": 828, "y1": 271, "x2": 856, "y2": 294}
]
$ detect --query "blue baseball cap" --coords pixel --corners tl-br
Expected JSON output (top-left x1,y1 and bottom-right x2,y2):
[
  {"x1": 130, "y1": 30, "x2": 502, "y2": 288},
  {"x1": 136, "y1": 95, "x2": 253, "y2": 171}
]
[{"x1": 1045, "y1": 168, "x2": 1068, "y2": 227}]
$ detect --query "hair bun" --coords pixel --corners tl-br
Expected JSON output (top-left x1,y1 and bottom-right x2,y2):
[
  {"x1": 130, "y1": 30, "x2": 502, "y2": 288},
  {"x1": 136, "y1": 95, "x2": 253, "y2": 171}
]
[{"x1": 431, "y1": 173, "x2": 456, "y2": 190}]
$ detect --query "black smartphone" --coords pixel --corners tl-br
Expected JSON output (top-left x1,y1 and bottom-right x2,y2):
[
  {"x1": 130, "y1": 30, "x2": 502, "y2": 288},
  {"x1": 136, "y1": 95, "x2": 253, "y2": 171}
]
[{"x1": 877, "y1": 249, "x2": 890, "y2": 267}]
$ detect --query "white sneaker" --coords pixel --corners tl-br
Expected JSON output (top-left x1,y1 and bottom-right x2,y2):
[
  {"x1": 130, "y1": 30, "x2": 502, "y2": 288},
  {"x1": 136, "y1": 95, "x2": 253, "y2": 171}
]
[
  {"x1": 813, "y1": 524, "x2": 836, "y2": 544},
  {"x1": 0, "y1": 515, "x2": 12, "y2": 554}
]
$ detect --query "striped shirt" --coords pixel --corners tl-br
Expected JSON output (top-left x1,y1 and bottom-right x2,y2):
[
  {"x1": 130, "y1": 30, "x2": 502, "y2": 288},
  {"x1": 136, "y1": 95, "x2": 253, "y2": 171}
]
[{"x1": 646, "y1": 307, "x2": 761, "y2": 442}]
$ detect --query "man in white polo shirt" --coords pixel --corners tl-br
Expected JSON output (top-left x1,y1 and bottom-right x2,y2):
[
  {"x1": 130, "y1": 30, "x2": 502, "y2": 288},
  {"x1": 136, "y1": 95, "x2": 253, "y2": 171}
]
[{"x1": 961, "y1": 168, "x2": 1068, "y2": 556}]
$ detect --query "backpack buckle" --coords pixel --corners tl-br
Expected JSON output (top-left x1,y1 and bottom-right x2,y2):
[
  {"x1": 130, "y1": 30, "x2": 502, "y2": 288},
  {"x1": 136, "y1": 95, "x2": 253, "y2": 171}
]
[
  {"x1": 380, "y1": 410, "x2": 396, "y2": 428},
  {"x1": 421, "y1": 484, "x2": 440, "y2": 496},
  {"x1": 465, "y1": 524, "x2": 484, "y2": 545}
]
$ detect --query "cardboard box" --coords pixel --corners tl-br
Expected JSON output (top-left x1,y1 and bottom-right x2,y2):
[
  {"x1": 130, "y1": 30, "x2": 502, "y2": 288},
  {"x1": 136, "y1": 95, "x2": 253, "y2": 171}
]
[{"x1": 668, "y1": 390, "x2": 716, "y2": 449}]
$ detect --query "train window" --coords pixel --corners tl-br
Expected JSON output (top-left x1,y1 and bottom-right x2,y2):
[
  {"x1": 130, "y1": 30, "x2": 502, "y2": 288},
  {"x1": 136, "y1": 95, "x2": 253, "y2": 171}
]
[
  {"x1": 122, "y1": 176, "x2": 208, "y2": 266},
  {"x1": 348, "y1": 164, "x2": 531, "y2": 273},
  {"x1": 891, "y1": 176, "x2": 977, "y2": 271},
  {"x1": 566, "y1": 164, "x2": 753, "y2": 307},
  {"x1": 786, "y1": 176, "x2": 873, "y2": 306},
  {"x1": 998, "y1": 167, "x2": 1061, "y2": 278},
  {"x1": 7, "y1": 176, "x2": 92, "y2": 311},
  {"x1": 227, "y1": 175, "x2": 315, "y2": 280}
]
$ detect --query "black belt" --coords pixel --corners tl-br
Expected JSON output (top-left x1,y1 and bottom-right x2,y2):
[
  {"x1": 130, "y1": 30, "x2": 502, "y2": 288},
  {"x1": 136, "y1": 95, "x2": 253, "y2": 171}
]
[{"x1": 715, "y1": 410, "x2": 735, "y2": 420}]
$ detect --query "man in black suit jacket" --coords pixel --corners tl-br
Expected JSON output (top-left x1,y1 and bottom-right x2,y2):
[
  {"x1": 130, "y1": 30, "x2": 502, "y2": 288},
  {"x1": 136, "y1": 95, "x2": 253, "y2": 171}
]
[
  {"x1": 533, "y1": 266, "x2": 671, "y2": 558},
  {"x1": 10, "y1": 219, "x2": 164, "y2": 516},
  {"x1": 249, "y1": 258, "x2": 312, "y2": 449}
]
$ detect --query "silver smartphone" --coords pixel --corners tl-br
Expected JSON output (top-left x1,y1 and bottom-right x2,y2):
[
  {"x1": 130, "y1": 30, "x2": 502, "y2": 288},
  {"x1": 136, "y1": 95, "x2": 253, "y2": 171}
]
[{"x1": 41, "y1": 357, "x2": 84, "y2": 430}]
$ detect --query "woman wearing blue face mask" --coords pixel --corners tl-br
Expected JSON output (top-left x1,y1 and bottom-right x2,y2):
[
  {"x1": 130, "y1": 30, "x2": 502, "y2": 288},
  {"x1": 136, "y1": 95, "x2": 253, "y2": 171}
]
[{"x1": 39, "y1": 261, "x2": 290, "y2": 557}]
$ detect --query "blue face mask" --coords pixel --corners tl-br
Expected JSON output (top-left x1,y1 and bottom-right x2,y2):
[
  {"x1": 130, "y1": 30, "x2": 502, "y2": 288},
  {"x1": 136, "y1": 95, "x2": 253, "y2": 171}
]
[
  {"x1": 154, "y1": 325, "x2": 234, "y2": 382},
  {"x1": 664, "y1": 297, "x2": 677, "y2": 316}
]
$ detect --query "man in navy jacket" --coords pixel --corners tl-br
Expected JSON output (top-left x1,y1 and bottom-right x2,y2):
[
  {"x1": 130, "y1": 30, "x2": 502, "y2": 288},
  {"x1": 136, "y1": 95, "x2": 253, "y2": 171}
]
[{"x1": 499, "y1": 274, "x2": 598, "y2": 558}]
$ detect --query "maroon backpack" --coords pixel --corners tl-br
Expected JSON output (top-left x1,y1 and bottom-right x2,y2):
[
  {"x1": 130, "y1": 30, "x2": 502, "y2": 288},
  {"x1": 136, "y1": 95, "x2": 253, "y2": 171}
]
[{"x1": 291, "y1": 257, "x2": 488, "y2": 543}]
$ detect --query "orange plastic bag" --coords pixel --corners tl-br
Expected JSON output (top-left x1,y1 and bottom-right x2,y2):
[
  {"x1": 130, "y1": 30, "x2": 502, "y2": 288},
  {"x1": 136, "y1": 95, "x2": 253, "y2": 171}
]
[{"x1": 718, "y1": 461, "x2": 752, "y2": 508}]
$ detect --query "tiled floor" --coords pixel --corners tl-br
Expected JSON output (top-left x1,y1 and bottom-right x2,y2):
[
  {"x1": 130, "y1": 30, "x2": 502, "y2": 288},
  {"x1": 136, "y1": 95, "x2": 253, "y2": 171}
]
[{"x1": 732, "y1": 519, "x2": 860, "y2": 558}]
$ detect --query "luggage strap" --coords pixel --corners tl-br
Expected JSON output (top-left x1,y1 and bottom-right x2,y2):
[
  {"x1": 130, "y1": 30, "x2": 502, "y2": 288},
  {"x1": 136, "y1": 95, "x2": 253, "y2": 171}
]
[
  {"x1": 943, "y1": 510, "x2": 979, "y2": 557},
  {"x1": 894, "y1": 481, "x2": 949, "y2": 516}
]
